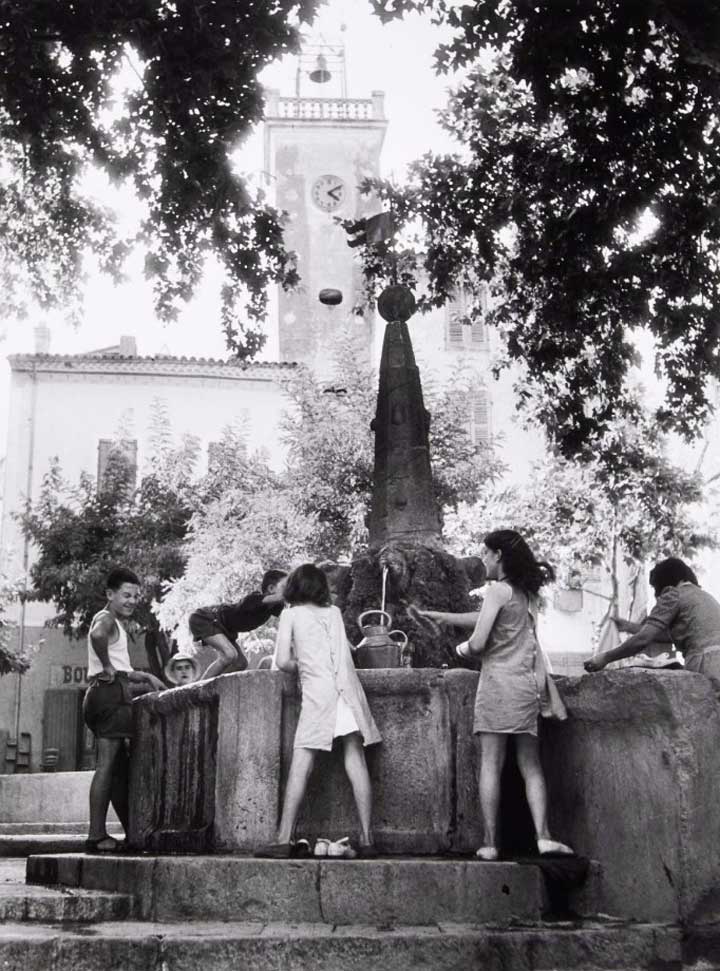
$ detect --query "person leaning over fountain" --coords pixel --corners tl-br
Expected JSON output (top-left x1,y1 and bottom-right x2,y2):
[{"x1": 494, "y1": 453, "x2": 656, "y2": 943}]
[
  {"x1": 419, "y1": 529, "x2": 573, "y2": 862},
  {"x1": 255, "y1": 563, "x2": 381, "y2": 860},
  {"x1": 188, "y1": 569, "x2": 288, "y2": 679},
  {"x1": 585, "y1": 557, "x2": 720, "y2": 676}
]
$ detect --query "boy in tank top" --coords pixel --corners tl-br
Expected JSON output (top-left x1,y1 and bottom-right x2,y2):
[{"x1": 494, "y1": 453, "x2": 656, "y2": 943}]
[{"x1": 83, "y1": 566, "x2": 166, "y2": 853}]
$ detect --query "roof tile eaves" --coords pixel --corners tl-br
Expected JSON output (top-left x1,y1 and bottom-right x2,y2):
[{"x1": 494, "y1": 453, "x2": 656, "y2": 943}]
[{"x1": 8, "y1": 353, "x2": 297, "y2": 372}]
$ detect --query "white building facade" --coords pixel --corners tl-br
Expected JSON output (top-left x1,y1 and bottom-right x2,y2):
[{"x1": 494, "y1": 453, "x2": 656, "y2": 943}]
[{"x1": 0, "y1": 339, "x2": 293, "y2": 771}]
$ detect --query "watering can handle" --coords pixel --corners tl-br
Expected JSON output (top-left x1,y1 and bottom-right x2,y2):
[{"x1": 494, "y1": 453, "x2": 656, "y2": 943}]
[
  {"x1": 389, "y1": 629, "x2": 408, "y2": 647},
  {"x1": 358, "y1": 609, "x2": 392, "y2": 628}
]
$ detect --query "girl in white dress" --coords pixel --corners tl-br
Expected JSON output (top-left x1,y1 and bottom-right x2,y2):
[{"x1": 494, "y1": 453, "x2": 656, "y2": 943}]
[{"x1": 255, "y1": 563, "x2": 381, "y2": 858}]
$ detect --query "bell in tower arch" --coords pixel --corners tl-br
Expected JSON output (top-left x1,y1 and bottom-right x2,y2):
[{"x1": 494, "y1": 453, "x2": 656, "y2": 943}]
[{"x1": 309, "y1": 54, "x2": 331, "y2": 85}]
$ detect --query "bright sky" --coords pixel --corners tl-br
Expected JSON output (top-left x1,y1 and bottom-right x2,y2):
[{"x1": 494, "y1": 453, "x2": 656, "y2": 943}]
[{"x1": 0, "y1": 0, "x2": 459, "y2": 453}]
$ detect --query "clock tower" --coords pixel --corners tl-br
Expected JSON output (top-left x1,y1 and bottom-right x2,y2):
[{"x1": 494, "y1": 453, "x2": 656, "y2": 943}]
[{"x1": 264, "y1": 44, "x2": 387, "y2": 374}]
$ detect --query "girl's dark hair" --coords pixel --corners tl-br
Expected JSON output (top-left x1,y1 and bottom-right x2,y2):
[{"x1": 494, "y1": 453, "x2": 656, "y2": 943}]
[
  {"x1": 283, "y1": 563, "x2": 332, "y2": 607},
  {"x1": 484, "y1": 529, "x2": 555, "y2": 595},
  {"x1": 649, "y1": 557, "x2": 698, "y2": 595}
]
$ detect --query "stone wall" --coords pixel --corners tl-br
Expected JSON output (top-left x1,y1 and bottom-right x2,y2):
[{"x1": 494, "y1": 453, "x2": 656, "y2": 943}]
[
  {"x1": 542, "y1": 669, "x2": 720, "y2": 924},
  {"x1": 128, "y1": 667, "x2": 720, "y2": 923},
  {"x1": 129, "y1": 669, "x2": 483, "y2": 855},
  {"x1": 0, "y1": 770, "x2": 113, "y2": 824}
]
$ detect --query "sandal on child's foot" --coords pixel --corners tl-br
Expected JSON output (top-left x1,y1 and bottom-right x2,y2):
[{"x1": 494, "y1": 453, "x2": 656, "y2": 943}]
[
  {"x1": 475, "y1": 846, "x2": 499, "y2": 861},
  {"x1": 84, "y1": 835, "x2": 122, "y2": 854},
  {"x1": 254, "y1": 842, "x2": 292, "y2": 858},
  {"x1": 291, "y1": 838, "x2": 311, "y2": 859},
  {"x1": 327, "y1": 837, "x2": 356, "y2": 859},
  {"x1": 537, "y1": 838, "x2": 574, "y2": 856}
]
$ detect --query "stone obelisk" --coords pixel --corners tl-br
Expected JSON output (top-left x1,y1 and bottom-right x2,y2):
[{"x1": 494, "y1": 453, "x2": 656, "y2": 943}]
[{"x1": 367, "y1": 286, "x2": 442, "y2": 550}]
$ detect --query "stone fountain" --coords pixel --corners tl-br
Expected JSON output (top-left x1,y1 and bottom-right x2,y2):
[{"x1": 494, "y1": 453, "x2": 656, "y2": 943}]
[{"x1": 331, "y1": 283, "x2": 485, "y2": 667}]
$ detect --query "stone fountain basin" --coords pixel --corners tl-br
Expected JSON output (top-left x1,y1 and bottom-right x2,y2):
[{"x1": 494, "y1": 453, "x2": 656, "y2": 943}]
[{"x1": 128, "y1": 668, "x2": 720, "y2": 925}]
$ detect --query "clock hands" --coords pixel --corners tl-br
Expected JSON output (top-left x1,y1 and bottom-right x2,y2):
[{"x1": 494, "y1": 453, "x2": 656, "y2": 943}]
[{"x1": 327, "y1": 184, "x2": 343, "y2": 202}]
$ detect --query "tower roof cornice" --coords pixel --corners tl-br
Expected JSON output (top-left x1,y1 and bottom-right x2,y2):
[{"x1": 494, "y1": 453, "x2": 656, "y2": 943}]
[{"x1": 264, "y1": 90, "x2": 386, "y2": 124}]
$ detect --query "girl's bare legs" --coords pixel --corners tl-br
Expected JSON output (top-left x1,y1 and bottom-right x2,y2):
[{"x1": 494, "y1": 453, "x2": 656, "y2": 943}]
[
  {"x1": 515, "y1": 733, "x2": 551, "y2": 840},
  {"x1": 201, "y1": 633, "x2": 248, "y2": 680},
  {"x1": 342, "y1": 732, "x2": 373, "y2": 845},
  {"x1": 478, "y1": 732, "x2": 508, "y2": 850},
  {"x1": 276, "y1": 748, "x2": 316, "y2": 844}
]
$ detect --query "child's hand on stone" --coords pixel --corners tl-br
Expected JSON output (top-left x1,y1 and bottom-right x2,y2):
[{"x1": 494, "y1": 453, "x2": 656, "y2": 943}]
[{"x1": 584, "y1": 654, "x2": 608, "y2": 673}]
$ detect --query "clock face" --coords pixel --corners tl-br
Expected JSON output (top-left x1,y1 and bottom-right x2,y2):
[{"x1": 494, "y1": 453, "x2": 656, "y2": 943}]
[{"x1": 311, "y1": 174, "x2": 347, "y2": 213}]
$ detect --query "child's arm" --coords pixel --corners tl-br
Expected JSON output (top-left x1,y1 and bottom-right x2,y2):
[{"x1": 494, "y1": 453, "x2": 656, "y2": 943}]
[
  {"x1": 612, "y1": 616, "x2": 643, "y2": 634},
  {"x1": 417, "y1": 609, "x2": 480, "y2": 630},
  {"x1": 274, "y1": 609, "x2": 298, "y2": 674},
  {"x1": 585, "y1": 621, "x2": 666, "y2": 671},
  {"x1": 586, "y1": 589, "x2": 679, "y2": 672},
  {"x1": 89, "y1": 614, "x2": 119, "y2": 681},
  {"x1": 128, "y1": 670, "x2": 167, "y2": 692}
]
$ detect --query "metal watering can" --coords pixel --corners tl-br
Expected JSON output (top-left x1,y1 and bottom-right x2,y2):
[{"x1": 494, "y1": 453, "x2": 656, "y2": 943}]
[{"x1": 355, "y1": 609, "x2": 409, "y2": 669}]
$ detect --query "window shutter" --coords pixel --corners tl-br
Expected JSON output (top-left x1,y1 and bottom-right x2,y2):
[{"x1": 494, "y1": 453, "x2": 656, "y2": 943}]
[
  {"x1": 470, "y1": 388, "x2": 491, "y2": 445},
  {"x1": 446, "y1": 306, "x2": 464, "y2": 347},
  {"x1": 470, "y1": 319, "x2": 489, "y2": 346}
]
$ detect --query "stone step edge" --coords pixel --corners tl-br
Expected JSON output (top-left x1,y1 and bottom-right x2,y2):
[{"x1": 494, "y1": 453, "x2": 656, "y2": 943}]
[
  {"x1": 0, "y1": 823, "x2": 124, "y2": 834},
  {"x1": 0, "y1": 919, "x2": 682, "y2": 971},
  {"x1": 0, "y1": 836, "x2": 113, "y2": 858},
  {"x1": 25, "y1": 853, "x2": 604, "y2": 925},
  {"x1": 0, "y1": 888, "x2": 134, "y2": 923}
]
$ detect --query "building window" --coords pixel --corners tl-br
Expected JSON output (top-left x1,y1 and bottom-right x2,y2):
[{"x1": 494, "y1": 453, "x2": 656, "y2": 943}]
[
  {"x1": 445, "y1": 286, "x2": 490, "y2": 350},
  {"x1": 469, "y1": 387, "x2": 491, "y2": 446},
  {"x1": 97, "y1": 439, "x2": 138, "y2": 493}
]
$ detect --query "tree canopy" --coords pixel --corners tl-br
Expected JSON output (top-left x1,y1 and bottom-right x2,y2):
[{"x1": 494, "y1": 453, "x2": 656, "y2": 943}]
[
  {"x1": 7, "y1": 1, "x2": 720, "y2": 447},
  {"x1": 445, "y1": 411, "x2": 716, "y2": 653},
  {"x1": 0, "y1": 0, "x2": 321, "y2": 351},
  {"x1": 364, "y1": 0, "x2": 720, "y2": 457}
]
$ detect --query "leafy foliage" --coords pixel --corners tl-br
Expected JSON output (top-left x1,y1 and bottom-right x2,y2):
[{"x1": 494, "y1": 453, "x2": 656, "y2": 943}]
[
  {"x1": 365, "y1": 0, "x2": 720, "y2": 456},
  {"x1": 18, "y1": 397, "x2": 313, "y2": 657},
  {"x1": 279, "y1": 332, "x2": 505, "y2": 558},
  {"x1": 155, "y1": 485, "x2": 316, "y2": 651},
  {"x1": 0, "y1": 571, "x2": 33, "y2": 676},
  {"x1": 0, "y1": 0, "x2": 320, "y2": 348},
  {"x1": 445, "y1": 414, "x2": 715, "y2": 622},
  {"x1": 19, "y1": 449, "x2": 190, "y2": 658}
]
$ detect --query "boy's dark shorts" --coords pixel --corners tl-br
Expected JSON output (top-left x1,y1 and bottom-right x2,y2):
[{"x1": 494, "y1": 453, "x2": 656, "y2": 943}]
[
  {"x1": 83, "y1": 675, "x2": 134, "y2": 739},
  {"x1": 188, "y1": 608, "x2": 237, "y2": 647}
]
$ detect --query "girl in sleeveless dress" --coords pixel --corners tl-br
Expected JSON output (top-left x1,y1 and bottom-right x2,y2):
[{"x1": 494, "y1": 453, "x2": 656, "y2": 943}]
[
  {"x1": 421, "y1": 529, "x2": 573, "y2": 861},
  {"x1": 255, "y1": 563, "x2": 381, "y2": 859}
]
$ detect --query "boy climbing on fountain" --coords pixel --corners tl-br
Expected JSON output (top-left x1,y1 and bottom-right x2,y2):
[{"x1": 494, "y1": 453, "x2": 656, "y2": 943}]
[
  {"x1": 255, "y1": 563, "x2": 382, "y2": 859},
  {"x1": 188, "y1": 569, "x2": 288, "y2": 678}
]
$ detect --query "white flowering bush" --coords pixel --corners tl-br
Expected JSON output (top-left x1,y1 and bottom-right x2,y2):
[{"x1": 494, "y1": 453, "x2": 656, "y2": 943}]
[{"x1": 156, "y1": 488, "x2": 316, "y2": 652}]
